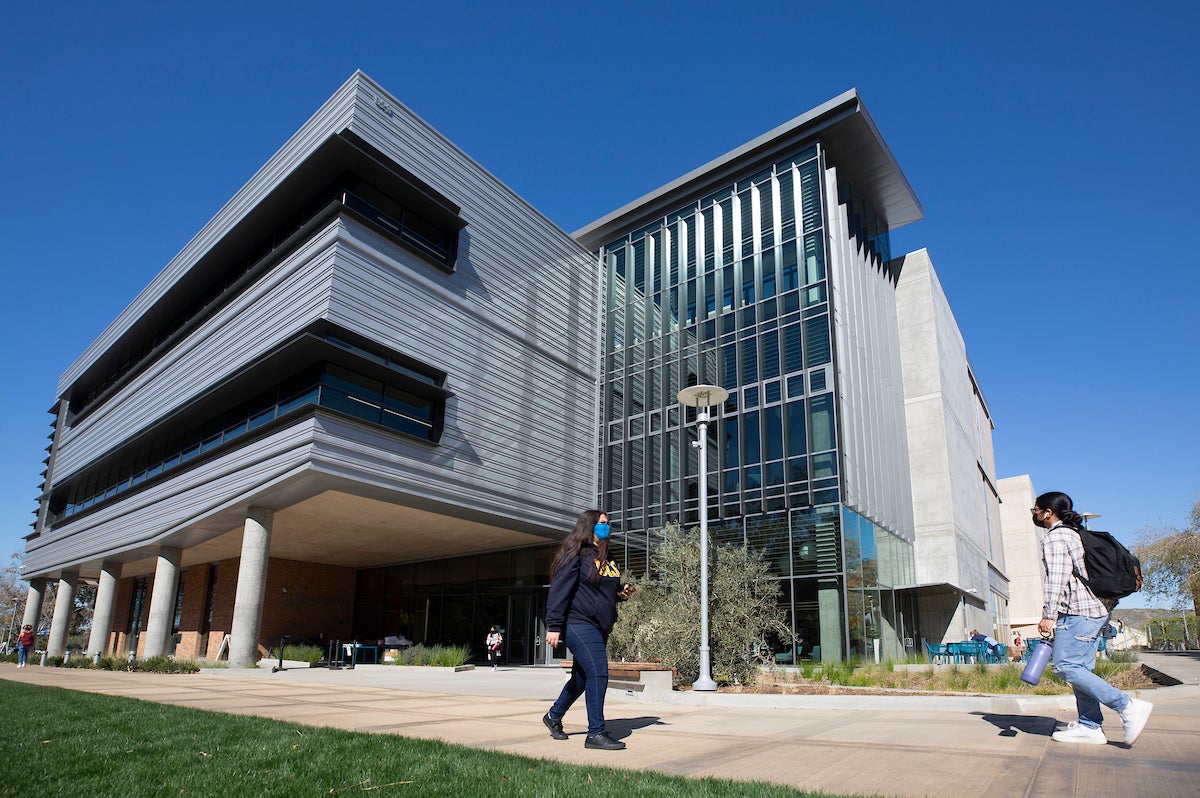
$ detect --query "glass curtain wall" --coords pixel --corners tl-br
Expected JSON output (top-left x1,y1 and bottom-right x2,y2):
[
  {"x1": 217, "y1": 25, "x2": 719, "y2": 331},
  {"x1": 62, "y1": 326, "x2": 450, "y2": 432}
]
[
  {"x1": 354, "y1": 546, "x2": 555, "y2": 652},
  {"x1": 597, "y1": 144, "x2": 914, "y2": 661}
]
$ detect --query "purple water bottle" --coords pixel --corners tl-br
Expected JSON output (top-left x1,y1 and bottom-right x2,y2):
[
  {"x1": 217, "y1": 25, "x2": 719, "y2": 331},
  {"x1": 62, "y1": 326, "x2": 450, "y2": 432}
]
[{"x1": 1021, "y1": 639, "x2": 1053, "y2": 685}]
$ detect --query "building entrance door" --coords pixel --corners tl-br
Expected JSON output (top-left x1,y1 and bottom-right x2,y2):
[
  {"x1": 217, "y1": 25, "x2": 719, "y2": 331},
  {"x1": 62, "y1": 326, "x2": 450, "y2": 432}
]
[
  {"x1": 507, "y1": 594, "x2": 532, "y2": 665},
  {"x1": 506, "y1": 592, "x2": 552, "y2": 665}
]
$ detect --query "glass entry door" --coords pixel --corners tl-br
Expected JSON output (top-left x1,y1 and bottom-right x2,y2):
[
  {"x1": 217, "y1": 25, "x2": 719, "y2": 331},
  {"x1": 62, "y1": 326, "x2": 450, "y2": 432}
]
[
  {"x1": 507, "y1": 595, "x2": 533, "y2": 665},
  {"x1": 506, "y1": 592, "x2": 554, "y2": 665}
]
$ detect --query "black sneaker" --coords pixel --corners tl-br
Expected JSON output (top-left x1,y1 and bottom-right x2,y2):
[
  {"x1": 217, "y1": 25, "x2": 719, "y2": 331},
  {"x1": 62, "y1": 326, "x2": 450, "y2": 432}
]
[
  {"x1": 542, "y1": 713, "x2": 568, "y2": 740},
  {"x1": 584, "y1": 731, "x2": 626, "y2": 750}
]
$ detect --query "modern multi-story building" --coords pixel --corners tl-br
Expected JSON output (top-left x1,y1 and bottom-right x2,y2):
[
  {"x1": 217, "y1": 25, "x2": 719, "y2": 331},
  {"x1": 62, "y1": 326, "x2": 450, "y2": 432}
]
[
  {"x1": 574, "y1": 90, "x2": 927, "y2": 663},
  {"x1": 22, "y1": 72, "x2": 601, "y2": 666},
  {"x1": 22, "y1": 75, "x2": 1004, "y2": 666}
]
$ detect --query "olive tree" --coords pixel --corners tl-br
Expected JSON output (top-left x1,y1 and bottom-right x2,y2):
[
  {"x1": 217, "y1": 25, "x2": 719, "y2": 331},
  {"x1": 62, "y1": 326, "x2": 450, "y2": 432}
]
[
  {"x1": 1134, "y1": 494, "x2": 1200, "y2": 614},
  {"x1": 609, "y1": 523, "x2": 789, "y2": 686}
]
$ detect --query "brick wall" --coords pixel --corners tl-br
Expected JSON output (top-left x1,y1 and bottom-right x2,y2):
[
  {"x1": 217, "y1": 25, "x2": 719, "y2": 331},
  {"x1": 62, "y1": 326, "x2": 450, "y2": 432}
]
[
  {"x1": 109, "y1": 557, "x2": 356, "y2": 662},
  {"x1": 261, "y1": 558, "x2": 356, "y2": 647}
]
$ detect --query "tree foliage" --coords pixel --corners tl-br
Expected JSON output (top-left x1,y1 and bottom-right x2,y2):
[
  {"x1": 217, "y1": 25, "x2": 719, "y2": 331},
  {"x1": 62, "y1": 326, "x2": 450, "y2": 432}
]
[
  {"x1": 1, "y1": 552, "x2": 33, "y2": 646},
  {"x1": 0, "y1": 552, "x2": 95, "y2": 647},
  {"x1": 1133, "y1": 494, "x2": 1200, "y2": 613},
  {"x1": 609, "y1": 523, "x2": 789, "y2": 686}
]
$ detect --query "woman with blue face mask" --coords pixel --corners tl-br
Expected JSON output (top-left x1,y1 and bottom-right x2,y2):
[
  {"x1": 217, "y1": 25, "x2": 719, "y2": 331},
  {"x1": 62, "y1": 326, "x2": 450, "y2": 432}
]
[{"x1": 542, "y1": 509, "x2": 636, "y2": 750}]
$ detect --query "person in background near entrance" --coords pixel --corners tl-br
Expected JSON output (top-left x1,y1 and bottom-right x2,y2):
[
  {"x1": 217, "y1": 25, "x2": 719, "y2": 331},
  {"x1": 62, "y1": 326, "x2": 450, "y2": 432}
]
[
  {"x1": 16, "y1": 625, "x2": 35, "y2": 667},
  {"x1": 542, "y1": 510, "x2": 635, "y2": 751},
  {"x1": 1035, "y1": 491, "x2": 1153, "y2": 745},
  {"x1": 1012, "y1": 631, "x2": 1026, "y2": 661},
  {"x1": 485, "y1": 626, "x2": 503, "y2": 671}
]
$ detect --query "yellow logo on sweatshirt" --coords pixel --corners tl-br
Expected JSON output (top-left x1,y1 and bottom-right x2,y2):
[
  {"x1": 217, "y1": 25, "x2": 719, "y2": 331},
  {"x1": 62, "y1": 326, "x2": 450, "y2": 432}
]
[{"x1": 595, "y1": 559, "x2": 620, "y2": 578}]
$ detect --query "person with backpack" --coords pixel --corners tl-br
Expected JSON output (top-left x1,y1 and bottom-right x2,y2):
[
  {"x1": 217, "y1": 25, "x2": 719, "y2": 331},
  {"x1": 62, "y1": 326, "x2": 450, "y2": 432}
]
[
  {"x1": 16, "y1": 624, "x2": 35, "y2": 667},
  {"x1": 1034, "y1": 491, "x2": 1153, "y2": 745}
]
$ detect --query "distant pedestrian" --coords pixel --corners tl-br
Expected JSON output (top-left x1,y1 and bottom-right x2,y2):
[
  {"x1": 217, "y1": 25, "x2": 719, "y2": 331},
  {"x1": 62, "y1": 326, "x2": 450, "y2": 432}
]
[
  {"x1": 1035, "y1": 491, "x2": 1153, "y2": 745},
  {"x1": 485, "y1": 626, "x2": 503, "y2": 670},
  {"x1": 542, "y1": 509, "x2": 635, "y2": 751},
  {"x1": 1012, "y1": 632, "x2": 1025, "y2": 661},
  {"x1": 16, "y1": 625, "x2": 35, "y2": 667}
]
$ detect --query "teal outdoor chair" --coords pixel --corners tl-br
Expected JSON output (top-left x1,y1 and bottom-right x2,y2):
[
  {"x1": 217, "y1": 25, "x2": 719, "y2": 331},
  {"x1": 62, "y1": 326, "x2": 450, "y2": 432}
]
[{"x1": 924, "y1": 641, "x2": 950, "y2": 664}]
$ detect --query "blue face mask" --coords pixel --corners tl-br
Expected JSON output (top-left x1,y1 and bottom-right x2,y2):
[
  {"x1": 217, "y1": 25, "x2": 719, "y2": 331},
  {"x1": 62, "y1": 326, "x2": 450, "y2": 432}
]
[{"x1": 593, "y1": 522, "x2": 611, "y2": 540}]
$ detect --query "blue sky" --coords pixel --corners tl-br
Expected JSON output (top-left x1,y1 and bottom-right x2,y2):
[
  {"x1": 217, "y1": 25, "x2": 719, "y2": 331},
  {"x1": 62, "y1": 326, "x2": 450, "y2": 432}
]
[{"x1": 1, "y1": 3, "x2": 1196, "y2": 608}]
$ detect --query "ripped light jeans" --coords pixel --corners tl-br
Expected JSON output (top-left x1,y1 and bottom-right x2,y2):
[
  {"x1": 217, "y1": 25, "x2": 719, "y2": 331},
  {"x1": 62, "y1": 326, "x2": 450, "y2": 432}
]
[{"x1": 1052, "y1": 613, "x2": 1130, "y2": 729}]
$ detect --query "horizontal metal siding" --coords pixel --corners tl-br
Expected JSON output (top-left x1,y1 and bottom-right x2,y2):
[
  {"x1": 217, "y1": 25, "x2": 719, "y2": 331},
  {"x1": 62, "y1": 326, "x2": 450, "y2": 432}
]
[
  {"x1": 25, "y1": 422, "x2": 318, "y2": 574},
  {"x1": 343, "y1": 88, "x2": 598, "y2": 364},
  {"x1": 329, "y1": 226, "x2": 596, "y2": 518},
  {"x1": 309, "y1": 416, "x2": 581, "y2": 533},
  {"x1": 51, "y1": 227, "x2": 340, "y2": 480},
  {"x1": 332, "y1": 83, "x2": 600, "y2": 517},
  {"x1": 37, "y1": 72, "x2": 601, "y2": 574},
  {"x1": 58, "y1": 79, "x2": 364, "y2": 394}
]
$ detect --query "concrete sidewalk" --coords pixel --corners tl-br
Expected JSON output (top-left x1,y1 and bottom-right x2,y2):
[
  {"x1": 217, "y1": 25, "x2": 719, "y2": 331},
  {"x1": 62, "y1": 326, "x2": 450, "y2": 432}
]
[{"x1": 3, "y1": 658, "x2": 1198, "y2": 798}]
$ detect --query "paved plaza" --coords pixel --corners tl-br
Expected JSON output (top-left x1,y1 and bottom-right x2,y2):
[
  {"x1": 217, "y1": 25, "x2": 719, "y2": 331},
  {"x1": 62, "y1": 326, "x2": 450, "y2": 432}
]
[{"x1": 3, "y1": 652, "x2": 1198, "y2": 797}]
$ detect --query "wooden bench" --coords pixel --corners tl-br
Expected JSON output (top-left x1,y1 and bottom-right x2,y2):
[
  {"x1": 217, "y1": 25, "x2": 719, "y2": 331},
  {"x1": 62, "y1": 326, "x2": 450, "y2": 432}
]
[{"x1": 560, "y1": 660, "x2": 675, "y2": 692}]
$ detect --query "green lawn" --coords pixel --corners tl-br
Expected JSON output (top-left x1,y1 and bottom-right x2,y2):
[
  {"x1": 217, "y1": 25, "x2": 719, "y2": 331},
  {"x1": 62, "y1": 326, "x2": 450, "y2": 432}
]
[{"x1": 0, "y1": 680, "x2": 854, "y2": 797}]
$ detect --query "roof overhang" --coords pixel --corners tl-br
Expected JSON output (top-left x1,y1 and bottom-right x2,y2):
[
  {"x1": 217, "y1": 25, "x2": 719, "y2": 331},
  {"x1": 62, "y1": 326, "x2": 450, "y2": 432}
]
[
  {"x1": 895, "y1": 581, "x2": 987, "y2": 607},
  {"x1": 574, "y1": 88, "x2": 922, "y2": 251}
]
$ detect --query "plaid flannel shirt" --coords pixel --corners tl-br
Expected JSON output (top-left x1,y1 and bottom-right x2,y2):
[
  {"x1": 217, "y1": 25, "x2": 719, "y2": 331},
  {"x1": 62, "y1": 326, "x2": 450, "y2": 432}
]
[{"x1": 1041, "y1": 522, "x2": 1113, "y2": 619}]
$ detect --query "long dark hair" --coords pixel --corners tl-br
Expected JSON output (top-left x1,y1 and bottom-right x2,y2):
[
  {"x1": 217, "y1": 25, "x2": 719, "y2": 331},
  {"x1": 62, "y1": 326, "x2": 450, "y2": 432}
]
[
  {"x1": 550, "y1": 509, "x2": 608, "y2": 585},
  {"x1": 1035, "y1": 491, "x2": 1086, "y2": 530}
]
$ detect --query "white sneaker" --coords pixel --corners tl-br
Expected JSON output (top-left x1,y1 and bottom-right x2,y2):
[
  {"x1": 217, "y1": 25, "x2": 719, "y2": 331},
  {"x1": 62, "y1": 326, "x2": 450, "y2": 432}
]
[
  {"x1": 1052, "y1": 722, "x2": 1107, "y2": 745},
  {"x1": 1119, "y1": 698, "x2": 1153, "y2": 745}
]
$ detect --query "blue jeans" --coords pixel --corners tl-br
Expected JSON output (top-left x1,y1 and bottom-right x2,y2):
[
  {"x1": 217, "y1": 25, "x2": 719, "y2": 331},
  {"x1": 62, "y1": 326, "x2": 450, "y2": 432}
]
[
  {"x1": 548, "y1": 623, "x2": 609, "y2": 736},
  {"x1": 17, "y1": 645, "x2": 31, "y2": 666},
  {"x1": 1052, "y1": 613, "x2": 1130, "y2": 729}
]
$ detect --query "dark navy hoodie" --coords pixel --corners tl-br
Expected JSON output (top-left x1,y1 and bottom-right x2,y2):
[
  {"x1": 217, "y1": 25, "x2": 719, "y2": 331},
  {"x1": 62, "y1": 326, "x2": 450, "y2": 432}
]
[{"x1": 545, "y1": 543, "x2": 623, "y2": 636}]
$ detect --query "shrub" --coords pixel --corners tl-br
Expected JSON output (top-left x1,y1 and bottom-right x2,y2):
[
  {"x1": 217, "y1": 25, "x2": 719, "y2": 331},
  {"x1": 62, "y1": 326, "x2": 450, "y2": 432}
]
[
  {"x1": 279, "y1": 644, "x2": 323, "y2": 663},
  {"x1": 760, "y1": 660, "x2": 1150, "y2": 694},
  {"x1": 429, "y1": 645, "x2": 470, "y2": 667},
  {"x1": 136, "y1": 656, "x2": 201, "y2": 674},
  {"x1": 609, "y1": 522, "x2": 789, "y2": 686},
  {"x1": 29, "y1": 653, "x2": 201, "y2": 674},
  {"x1": 388, "y1": 645, "x2": 470, "y2": 667},
  {"x1": 59, "y1": 655, "x2": 93, "y2": 669}
]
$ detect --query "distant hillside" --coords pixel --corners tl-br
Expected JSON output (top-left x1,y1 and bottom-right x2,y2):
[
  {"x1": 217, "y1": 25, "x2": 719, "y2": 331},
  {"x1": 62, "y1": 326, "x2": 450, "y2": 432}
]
[{"x1": 1110, "y1": 607, "x2": 1196, "y2": 631}]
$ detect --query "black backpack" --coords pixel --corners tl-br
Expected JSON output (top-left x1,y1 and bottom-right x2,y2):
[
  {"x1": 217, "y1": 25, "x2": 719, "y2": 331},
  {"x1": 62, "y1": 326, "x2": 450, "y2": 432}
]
[{"x1": 1074, "y1": 528, "x2": 1143, "y2": 600}]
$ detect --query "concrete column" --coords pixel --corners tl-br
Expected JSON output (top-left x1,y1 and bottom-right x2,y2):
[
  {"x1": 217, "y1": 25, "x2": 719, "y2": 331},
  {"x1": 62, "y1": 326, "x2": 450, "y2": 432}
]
[
  {"x1": 21, "y1": 577, "x2": 47, "y2": 631},
  {"x1": 229, "y1": 507, "x2": 273, "y2": 667},
  {"x1": 47, "y1": 571, "x2": 79, "y2": 657},
  {"x1": 87, "y1": 561, "x2": 122, "y2": 657},
  {"x1": 142, "y1": 546, "x2": 182, "y2": 658}
]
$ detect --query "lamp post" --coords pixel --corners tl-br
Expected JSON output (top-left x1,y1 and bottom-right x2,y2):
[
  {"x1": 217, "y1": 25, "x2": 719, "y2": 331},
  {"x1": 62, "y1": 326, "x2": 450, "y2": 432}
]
[{"x1": 677, "y1": 383, "x2": 729, "y2": 692}]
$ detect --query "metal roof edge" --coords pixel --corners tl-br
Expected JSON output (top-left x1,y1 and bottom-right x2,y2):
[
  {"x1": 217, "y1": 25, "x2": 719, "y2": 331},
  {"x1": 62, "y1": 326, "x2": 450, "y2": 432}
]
[{"x1": 574, "y1": 88, "x2": 922, "y2": 250}]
